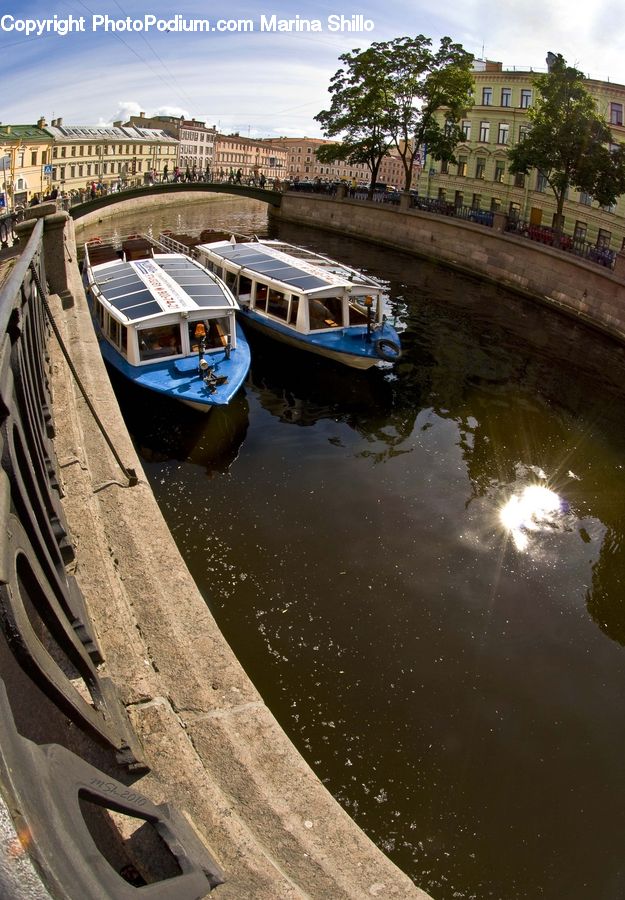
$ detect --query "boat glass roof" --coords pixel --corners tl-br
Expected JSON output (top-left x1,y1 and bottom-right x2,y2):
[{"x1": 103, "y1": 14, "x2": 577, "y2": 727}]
[
  {"x1": 207, "y1": 243, "x2": 329, "y2": 291},
  {"x1": 89, "y1": 254, "x2": 233, "y2": 321}
]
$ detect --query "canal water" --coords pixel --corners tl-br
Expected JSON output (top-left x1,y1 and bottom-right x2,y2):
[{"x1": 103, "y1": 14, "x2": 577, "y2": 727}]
[{"x1": 79, "y1": 198, "x2": 625, "y2": 900}]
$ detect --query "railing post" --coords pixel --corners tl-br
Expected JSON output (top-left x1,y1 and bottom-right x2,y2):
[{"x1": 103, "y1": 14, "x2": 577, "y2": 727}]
[{"x1": 492, "y1": 211, "x2": 508, "y2": 233}]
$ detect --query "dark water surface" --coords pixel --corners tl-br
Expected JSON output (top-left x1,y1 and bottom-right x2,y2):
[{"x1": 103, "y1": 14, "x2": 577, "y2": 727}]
[{"x1": 81, "y1": 199, "x2": 625, "y2": 899}]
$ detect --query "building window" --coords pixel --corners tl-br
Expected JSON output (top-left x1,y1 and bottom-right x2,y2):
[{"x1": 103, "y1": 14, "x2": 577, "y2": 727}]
[
  {"x1": 53, "y1": 147, "x2": 58, "y2": 159},
  {"x1": 520, "y1": 89, "x2": 532, "y2": 108},
  {"x1": 70, "y1": 165, "x2": 76, "y2": 178},
  {"x1": 461, "y1": 120, "x2": 471, "y2": 141},
  {"x1": 610, "y1": 103, "x2": 623, "y2": 126},
  {"x1": 475, "y1": 158, "x2": 486, "y2": 179},
  {"x1": 497, "y1": 123, "x2": 509, "y2": 144},
  {"x1": 61, "y1": 147, "x2": 66, "y2": 158},
  {"x1": 597, "y1": 229, "x2": 611, "y2": 248},
  {"x1": 479, "y1": 121, "x2": 490, "y2": 142},
  {"x1": 514, "y1": 172, "x2": 525, "y2": 188},
  {"x1": 454, "y1": 190, "x2": 463, "y2": 207},
  {"x1": 440, "y1": 159, "x2": 449, "y2": 174},
  {"x1": 536, "y1": 172, "x2": 548, "y2": 192},
  {"x1": 472, "y1": 193, "x2": 481, "y2": 208},
  {"x1": 482, "y1": 87, "x2": 493, "y2": 105},
  {"x1": 580, "y1": 191, "x2": 592, "y2": 206},
  {"x1": 457, "y1": 156, "x2": 467, "y2": 176},
  {"x1": 573, "y1": 221, "x2": 587, "y2": 243},
  {"x1": 31, "y1": 151, "x2": 37, "y2": 166},
  {"x1": 490, "y1": 197, "x2": 501, "y2": 212},
  {"x1": 494, "y1": 161, "x2": 505, "y2": 182},
  {"x1": 501, "y1": 88, "x2": 512, "y2": 107}
]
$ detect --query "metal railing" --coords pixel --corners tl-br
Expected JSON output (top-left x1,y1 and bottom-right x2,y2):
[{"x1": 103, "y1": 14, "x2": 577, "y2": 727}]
[
  {"x1": 0, "y1": 209, "x2": 22, "y2": 249},
  {"x1": 505, "y1": 219, "x2": 618, "y2": 269},
  {"x1": 0, "y1": 220, "x2": 223, "y2": 897},
  {"x1": 285, "y1": 182, "x2": 621, "y2": 270}
]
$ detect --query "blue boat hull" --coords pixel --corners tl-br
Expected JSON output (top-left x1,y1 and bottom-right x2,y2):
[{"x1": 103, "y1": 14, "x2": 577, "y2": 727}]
[
  {"x1": 239, "y1": 308, "x2": 400, "y2": 370},
  {"x1": 97, "y1": 324, "x2": 250, "y2": 412}
]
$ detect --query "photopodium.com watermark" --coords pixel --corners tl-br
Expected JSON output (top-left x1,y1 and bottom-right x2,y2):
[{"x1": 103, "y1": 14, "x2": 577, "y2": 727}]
[{"x1": 0, "y1": 12, "x2": 375, "y2": 36}]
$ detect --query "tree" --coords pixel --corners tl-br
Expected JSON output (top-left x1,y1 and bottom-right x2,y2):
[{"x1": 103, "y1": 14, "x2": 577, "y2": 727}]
[
  {"x1": 315, "y1": 46, "x2": 394, "y2": 198},
  {"x1": 508, "y1": 53, "x2": 625, "y2": 239},
  {"x1": 374, "y1": 35, "x2": 474, "y2": 192}
]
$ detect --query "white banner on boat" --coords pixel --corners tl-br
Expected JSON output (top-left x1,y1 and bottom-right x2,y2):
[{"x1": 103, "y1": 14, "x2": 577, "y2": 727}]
[{"x1": 132, "y1": 258, "x2": 190, "y2": 311}]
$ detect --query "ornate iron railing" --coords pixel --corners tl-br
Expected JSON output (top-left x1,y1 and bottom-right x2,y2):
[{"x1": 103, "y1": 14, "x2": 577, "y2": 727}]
[
  {"x1": 0, "y1": 219, "x2": 223, "y2": 898},
  {"x1": 0, "y1": 210, "x2": 21, "y2": 250}
]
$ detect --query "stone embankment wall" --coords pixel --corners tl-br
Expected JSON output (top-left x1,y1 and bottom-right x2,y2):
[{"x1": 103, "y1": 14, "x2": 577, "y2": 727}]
[
  {"x1": 271, "y1": 194, "x2": 625, "y2": 345},
  {"x1": 42, "y1": 210, "x2": 427, "y2": 899}
]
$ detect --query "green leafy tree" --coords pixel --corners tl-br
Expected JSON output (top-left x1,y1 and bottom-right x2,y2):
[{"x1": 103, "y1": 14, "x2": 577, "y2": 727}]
[
  {"x1": 374, "y1": 35, "x2": 474, "y2": 192},
  {"x1": 315, "y1": 46, "x2": 394, "y2": 198},
  {"x1": 508, "y1": 54, "x2": 625, "y2": 238}
]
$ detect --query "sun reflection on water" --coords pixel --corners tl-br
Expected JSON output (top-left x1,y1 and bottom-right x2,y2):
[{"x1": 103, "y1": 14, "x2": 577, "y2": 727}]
[{"x1": 500, "y1": 483, "x2": 569, "y2": 552}]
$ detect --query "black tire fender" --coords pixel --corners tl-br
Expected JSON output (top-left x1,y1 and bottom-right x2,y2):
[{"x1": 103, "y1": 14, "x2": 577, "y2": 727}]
[{"x1": 375, "y1": 337, "x2": 401, "y2": 362}]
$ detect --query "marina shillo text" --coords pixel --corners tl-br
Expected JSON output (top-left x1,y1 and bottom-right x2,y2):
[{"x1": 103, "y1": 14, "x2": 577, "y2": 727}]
[{"x1": 0, "y1": 13, "x2": 374, "y2": 35}]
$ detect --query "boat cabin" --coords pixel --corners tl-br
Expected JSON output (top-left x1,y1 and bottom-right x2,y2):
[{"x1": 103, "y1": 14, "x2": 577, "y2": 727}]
[
  {"x1": 195, "y1": 240, "x2": 386, "y2": 335},
  {"x1": 85, "y1": 249, "x2": 239, "y2": 367}
]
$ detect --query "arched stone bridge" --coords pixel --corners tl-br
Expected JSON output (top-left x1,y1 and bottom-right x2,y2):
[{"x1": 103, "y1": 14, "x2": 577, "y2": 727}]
[{"x1": 68, "y1": 181, "x2": 283, "y2": 219}]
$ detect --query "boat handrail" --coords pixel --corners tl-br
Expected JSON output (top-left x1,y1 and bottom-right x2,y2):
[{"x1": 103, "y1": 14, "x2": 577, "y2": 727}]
[{"x1": 150, "y1": 232, "x2": 197, "y2": 257}]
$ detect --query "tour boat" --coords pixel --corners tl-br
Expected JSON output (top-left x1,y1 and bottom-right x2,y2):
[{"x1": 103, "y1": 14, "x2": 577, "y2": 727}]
[
  {"x1": 190, "y1": 237, "x2": 402, "y2": 370},
  {"x1": 83, "y1": 238, "x2": 251, "y2": 412}
]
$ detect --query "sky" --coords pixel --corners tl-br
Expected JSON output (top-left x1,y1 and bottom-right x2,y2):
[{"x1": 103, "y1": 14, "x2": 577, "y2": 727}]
[{"x1": 1, "y1": 0, "x2": 625, "y2": 137}]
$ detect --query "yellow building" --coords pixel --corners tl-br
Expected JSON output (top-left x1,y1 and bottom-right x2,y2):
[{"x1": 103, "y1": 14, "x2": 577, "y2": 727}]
[
  {"x1": 45, "y1": 117, "x2": 178, "y2": 196},
  {"x1": 425, "y1": 59, "x2": 625, "y2": 249},
  {"x1": 0, "y1": 120, "x2": 53, "y2": 210}
]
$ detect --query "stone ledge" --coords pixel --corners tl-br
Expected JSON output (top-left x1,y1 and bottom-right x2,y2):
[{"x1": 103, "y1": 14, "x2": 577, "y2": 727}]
[{"x1": 45, "y1": 228, "x2": 427, "y2": 898}]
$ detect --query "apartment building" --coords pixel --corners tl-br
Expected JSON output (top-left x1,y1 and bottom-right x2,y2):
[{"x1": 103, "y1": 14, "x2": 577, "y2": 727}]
[
  {"x1": 43, "y1": 118, "x2": 178, "y2": 194},
  {"x1": 0, "y1": 120, "x2": 52, "y2": 209},
  {"x1": 264, "y1": 137, "x2": 417, "y2": 188},
  {"x1": 213, "y1": 134, "x2": 287, "y2": 182},
  {"x1": 426, "y1": 58, "x2": 625, "y2": 248},
  {"x1": 126, "y1": 114, "x2": 217, "y2": 175}
]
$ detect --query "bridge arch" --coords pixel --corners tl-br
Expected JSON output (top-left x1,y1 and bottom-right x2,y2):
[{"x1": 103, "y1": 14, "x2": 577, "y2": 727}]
[{"x1": 68, "y1": 181, "x2": 282, "y2": 220}]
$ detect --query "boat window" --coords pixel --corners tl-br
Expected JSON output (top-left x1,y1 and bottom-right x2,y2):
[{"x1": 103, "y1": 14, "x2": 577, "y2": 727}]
[
  {"x1": 188, "y1": 317, "x2": 230, "y2": 352},
  {"x1": 255, "y1": 284, "x2": 268, "y2": 313},
  {"x1": 287, "y1": 296, "x2": 299, "y2": 327},
  {"x1": 324, "y1": 297, "x2": 343, "y2": 326},
  {"x1": 350, "y1": 295, "x2": 380, "y2": 325},
  {"x1": 348, "y1": 300, "x2": 370, "y2": 325},
  {"x1": 108, "y1": 317, "x2": 120, "y2": 346},
  {"x1": 120, "y1": 325, "x2": 128, "y2": 355},
  {"x1": 96, "y1": 301, "x2": 105, "y2": 328},
  {"x1": 224, "y1": 270, "x2": 237, "y2": 292},
  {"x1": 138, "y1": 324, "x2": 183, "y2": 361},
  {"x1": 309, "y1": 296, "x2": 342, "y2": 330},
  {"x1": 239, "y1": 275, "x2": 253, "y2": 298},
  {"x1": 267, "y1": 288, "x2": 289, "y2": 322}
]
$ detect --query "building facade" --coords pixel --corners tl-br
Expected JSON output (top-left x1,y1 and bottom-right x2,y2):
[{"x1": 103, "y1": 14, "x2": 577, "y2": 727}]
[
  {"x1": 0, "y1": 120, "x2": 52, "y2": 209},
  {"x1": 265, "y1": 137, "x2": 417, "y2": 188},
  {"x1": 213, "y1": 134, "x2": 287, "y2": 182},
  {"x1": 424, "y1": 59, "x2": 625, "y2": 249},
  {"x1": 126, "y1": 114, "x2": 217, "y2": 176},
  {"x1": 44, "y1": 118, "x2": 178, "y2": 195}
]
